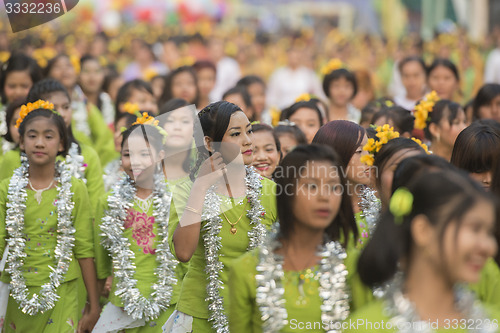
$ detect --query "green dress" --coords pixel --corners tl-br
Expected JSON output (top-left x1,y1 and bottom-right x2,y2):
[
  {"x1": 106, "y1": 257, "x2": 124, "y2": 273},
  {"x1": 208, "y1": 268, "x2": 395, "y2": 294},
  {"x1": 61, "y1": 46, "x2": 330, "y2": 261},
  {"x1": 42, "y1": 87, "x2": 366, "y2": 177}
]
[
  {"x1": 228, "y1": 244, "x2": 374, "y2": 333},
  {"x1": 0, "y1": 176, "x2": 94, "y2": 333},
  {"x1": 470, "y1": 258, "x2": 500, "y2": 307},
  {"x1": 73, "y1": 103, "x2": 118, "y2": 167},
  {"x1": 94, "y1": 183, "x2": 185, "y2": 332},
  {"x1": 344, "y1": 298, "x2": 500, "y2": 333},
  {"x1": 0, "y1": 146, "x2": 104, "y2": 214},
  {"x1": 168, "y1": 176, "x2": 278, "y2": 332},
  {"x1": 341, "y1": 212, "x2": 371, "y2": 251}
]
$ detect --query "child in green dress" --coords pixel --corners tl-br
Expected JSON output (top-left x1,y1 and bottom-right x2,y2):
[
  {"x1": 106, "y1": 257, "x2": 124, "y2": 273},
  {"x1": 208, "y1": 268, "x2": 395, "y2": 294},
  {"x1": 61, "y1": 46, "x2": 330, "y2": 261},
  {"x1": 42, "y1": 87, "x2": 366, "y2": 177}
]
[
  {"x1": 0, "y1": 101, "x2": 99, "y2": 332},
  {"x1": 164, "y1": 101, "x2": 278, "y2": 332},
  {"x1": 94, "y1": 114, "x2": 180, "y2": 332},
  {"x1": 346, "y1": 170, "x2": 499, "y2": 332},
  {"x1": 228, "y1": 144, "x2": 373, "y2": 333}
]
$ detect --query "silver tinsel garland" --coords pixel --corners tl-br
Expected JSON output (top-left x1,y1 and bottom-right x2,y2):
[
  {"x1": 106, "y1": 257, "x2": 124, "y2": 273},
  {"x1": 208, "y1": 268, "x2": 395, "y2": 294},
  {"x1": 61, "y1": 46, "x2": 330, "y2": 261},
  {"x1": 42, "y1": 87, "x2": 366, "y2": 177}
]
[
  {"x1": 384, "y1": 274, "x2": 497, "y2": 333},
  {"x1": 100, "y1": 173, "x2": 178, "y2": 322},
  {"x1": 202, "y1": 166, "x2": 267, "y2": 333},
  {"x1": 358, "y1": 186, "x2": 381, "y2": 236},
  {"x1": 255, "y1": 234, "x2": 350, "y2": 333},
  {"x1": 66, "y1": 142, "x2": 87, "y2": 184},
  {"x1": 0, "y1": 105, "x2": 6, "y2": 136},
  {"x1": 5, "y1": 159, "x2": 75, "y2": 315}
]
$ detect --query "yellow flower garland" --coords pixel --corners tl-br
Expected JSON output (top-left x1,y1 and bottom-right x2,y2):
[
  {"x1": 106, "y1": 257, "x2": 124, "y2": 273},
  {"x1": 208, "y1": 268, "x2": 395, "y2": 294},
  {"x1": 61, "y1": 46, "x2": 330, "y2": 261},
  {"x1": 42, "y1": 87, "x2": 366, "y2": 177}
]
[
  {"x1": 16, "y1": 100, "x2": 55, "y2": 128},
  {"x1": 360, "y1": 124, "x2": 400, "y2": 166},
  {"x1": 413, "y1": 91, "x2": 440, "y2": 130}
]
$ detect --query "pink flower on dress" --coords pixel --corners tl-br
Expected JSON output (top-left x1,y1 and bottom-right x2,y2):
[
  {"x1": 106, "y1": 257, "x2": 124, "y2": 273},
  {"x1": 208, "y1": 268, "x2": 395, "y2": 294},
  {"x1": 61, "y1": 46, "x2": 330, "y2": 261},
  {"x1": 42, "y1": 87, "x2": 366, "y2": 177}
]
[{"x1": 124, "y1": 210, "x2": 156, "y2": 254}]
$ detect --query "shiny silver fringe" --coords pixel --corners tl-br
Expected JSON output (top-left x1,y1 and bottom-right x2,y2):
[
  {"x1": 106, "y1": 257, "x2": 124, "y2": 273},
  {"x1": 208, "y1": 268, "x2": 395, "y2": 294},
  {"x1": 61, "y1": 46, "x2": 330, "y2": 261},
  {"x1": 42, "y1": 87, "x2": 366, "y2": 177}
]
[
  {"x1": 100, "y1": 173, "x2": 178, "y2": 321},
  {"x1": 202, "y1": 166, "x2": 267, "y2": 333},
  {"x1": 359, "y1": 186, "x2": 381, "y2": 236},
  {"x1": 5, "y1": 159, "x2": 75, "y2": 315},
  {"x1": 66, "y1": 142, "x2": 87, "y2": 184},
  {"x1": 256, "y1": 234, "x2": 350, "y2": 333}
]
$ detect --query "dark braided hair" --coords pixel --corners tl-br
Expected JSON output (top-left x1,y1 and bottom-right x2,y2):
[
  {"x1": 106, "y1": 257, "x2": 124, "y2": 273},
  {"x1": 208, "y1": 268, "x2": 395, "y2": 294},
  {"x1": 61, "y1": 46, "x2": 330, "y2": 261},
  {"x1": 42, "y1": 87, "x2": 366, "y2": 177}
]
[{"x1": 190, "y1": 101, "x2": 243, "y2": 181}]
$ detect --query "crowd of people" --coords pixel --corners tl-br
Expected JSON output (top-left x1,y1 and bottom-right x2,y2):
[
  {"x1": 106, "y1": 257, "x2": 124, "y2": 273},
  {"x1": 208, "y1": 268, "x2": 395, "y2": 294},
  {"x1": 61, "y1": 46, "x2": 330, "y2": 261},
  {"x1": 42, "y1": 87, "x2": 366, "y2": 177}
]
[{"x1": 0, "y1": 21, "x2": 498, "y2": 333}]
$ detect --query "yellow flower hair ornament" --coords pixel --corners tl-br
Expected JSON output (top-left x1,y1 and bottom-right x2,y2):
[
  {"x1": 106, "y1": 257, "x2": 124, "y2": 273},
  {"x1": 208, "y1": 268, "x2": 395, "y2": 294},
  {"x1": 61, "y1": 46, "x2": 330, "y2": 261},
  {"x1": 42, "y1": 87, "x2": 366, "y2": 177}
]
[
  {"x1": 123, "y1": 102, "x2": 142, "y2": 117},
  {"x1": 411, "y1": 138, "x2": 431, "y2": 155},
  {"x1": 295, "y1": 93, "x2": 318, "y2": 103},
  {"x1": 16, "y1": 100, "x2": 56, "y2": 128},
  {"x1": 132, "y1": 113, "x2": 168, "y2": 144},
  {"x1": 321, "y1": 58, "x2": 344, "y2": 76},
  {"x1": 413, "y1": 91, "x2": 440, "y2": 130},
  {"x1": 360, "y1": 124, "x2": 400, "y2": 166},
  {"x1": 390, "y1": 187, "x2": 413, "y2": 225}
]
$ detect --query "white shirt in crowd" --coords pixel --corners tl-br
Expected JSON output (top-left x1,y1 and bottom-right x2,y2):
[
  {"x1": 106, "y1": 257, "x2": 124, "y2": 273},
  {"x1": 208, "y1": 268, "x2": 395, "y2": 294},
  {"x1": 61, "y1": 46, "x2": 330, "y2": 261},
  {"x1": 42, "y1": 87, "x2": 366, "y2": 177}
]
[
  {"x1": 484, "y1": 48, "x2": 500, "y2": 84},
  {"x1": 266, "y1": 66, "x2": 325, "y2": 109},
  {"x1": 210, "y1": 57, "x2": 241, "y2": 101}
]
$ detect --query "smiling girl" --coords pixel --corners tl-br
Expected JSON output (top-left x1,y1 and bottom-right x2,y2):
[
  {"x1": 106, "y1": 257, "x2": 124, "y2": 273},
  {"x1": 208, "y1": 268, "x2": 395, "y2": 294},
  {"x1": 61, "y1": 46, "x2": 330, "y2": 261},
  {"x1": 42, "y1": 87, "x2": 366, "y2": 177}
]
[{"x1": 251, "y1": 123, "x2": 281, "y2": 179}]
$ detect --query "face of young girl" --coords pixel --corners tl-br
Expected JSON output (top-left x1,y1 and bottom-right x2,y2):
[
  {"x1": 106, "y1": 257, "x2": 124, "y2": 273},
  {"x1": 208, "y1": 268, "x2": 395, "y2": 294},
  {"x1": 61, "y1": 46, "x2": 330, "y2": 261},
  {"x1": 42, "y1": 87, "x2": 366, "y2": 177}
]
[
  {"x1": 428, "y1": 66, "x2": 459, "y2": 100},
  {"x1": 8, "y1": 107, "x2": 21, "y2": 144},
  {"x1": 4, "y1": 70, "x2": 32, "y2": 103},
  {"x1": 123, "y1": 88, "x2": 158, "y2": 115},
  {"x1": 48, "y1": 56, "x2": 77, "y2": 91},
  {"x1": 328, "y1": 77, "x2": 354, "y2": 107},
  {"x1": 247, "y1": 82, "x2": 266, "y2": 116},
  {"x1": 469, "y1": 171, "x2": 492, "y2": 191},
  {"x1": 172, "y1": 72, "x2": 197, "y2": 104},
  {"x1": 278, "y1": 133, "x2": 298, "y2": 158},
  {"x1": 346, "y1": 134, "x2": 371, "y2": 187},
  {"x1": 435, "y1": 108, "x2": 467, "y2": 148},
  {"x1": 400, "y1": 61, "x2": 426, "y2": 99},
  {"x1": 79, "y1": 60, "x2": 104, "y2": 95},
  {"x1": 440, "y1": 199, "x2": 497, "y2": 284},
  {"x1": 20, "y1": 117, "x2": 64, "y2": 166},
  {"x1": 251, "y1": 131, "x2": 280, "y2": 179},
  {"x1": 378, "y1": 148, "x2": 423, "y2": 207},
  {"x1": 478, "y1": 95, "x2": 500, "y2": 123},
  {"x1": 163, "y1": 108, "x2": 194, "y2": 149},
  {"x1": 219, "y1": 111, "x2": 253, "y2": 165},
  {"x1": 292, "y1": 161, "x2": 343, "y2": 231},
  {"x1": 289, "y1": 107, "x2": 321, "y2": 144},
  {"x1": 47, "y1": 91, "x2": 72, "y2": 127},
  {"x1": 224, "y1": 93, "x2": 253, "y2": 121},
  {"x1": 121, "y1": 134, "x2": 161, "y2": 185},
  {"x1": 196, "y1": 68, "x2": 216, "y2": 99}
]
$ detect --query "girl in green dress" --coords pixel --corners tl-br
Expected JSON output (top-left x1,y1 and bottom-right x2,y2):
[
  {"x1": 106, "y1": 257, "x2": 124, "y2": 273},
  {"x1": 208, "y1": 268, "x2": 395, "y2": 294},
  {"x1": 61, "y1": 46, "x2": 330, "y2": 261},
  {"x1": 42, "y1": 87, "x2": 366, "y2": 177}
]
[
  {"x1": 163, "y1": 101, "x2": 277, "y2": 333},
  {"x1": 94, "y1": 114, "x2": 180, "y2": 332},
  {"x1": 346, "y1": 169, "x2": 499, "y2": 332},
  {"x1": 312, "y1": 120, "x2": 372, "y2": 249},
  {"x1": 0, "y1": 102, "x2": 99, "y2": 332},
  {"x1": 228, "y1": 144, "x2": 373, "y2": 333}
]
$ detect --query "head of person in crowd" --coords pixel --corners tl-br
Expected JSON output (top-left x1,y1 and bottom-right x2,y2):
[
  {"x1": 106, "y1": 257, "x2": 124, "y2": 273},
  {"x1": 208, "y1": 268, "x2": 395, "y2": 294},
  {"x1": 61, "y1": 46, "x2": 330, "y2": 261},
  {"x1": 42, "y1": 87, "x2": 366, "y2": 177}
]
[
  {"x1": 280, "y1": 100, "x2": 324, "y2": 143},
  {"x1": 359, "y1": 97, "x2": 394, "y2": 128},
  {"x1": 193, "y1": 60, "x2": 217, "y2": 109},
  {"x1": 0, "y1": 53, "x2": 42, "y2": 105},
  {"x1": 273, "y1": 120, "x2": 307, "y2": 158},
  {"x1": 45, "y1": 54, "x2": 78, "y2": 93},
  {"x1": 4, "y1": 98, "x2": 25, "y2": 145},
  {"x1": 251, "y1": 123, "x2": 281, "y2": 179},
  {"x1": 472, "y1": 83, "x2": 500, "y2": 123},
  {"x1": 427, "y1": 58, "x2": 460, "y2": 101},
  {"x1": 102, "y1": 70, "x2": 125, "y2": 103},
  {"x1": 222, "y1": 85, "x2": 255, "y2": 122},
  {"x1": 115, "y1": 79, "x2": 158, "y2": 116},
  {"x1": 371, "y1": 106, "x2": 415, "y2": 138},
  {"x1": 351, "y1": 68, "x2": 375, "y2": 111},
  {"x1": 399, "y1": 56, "x2": 427, "y2": 101},
  {"x1": 160, "y1": 66, "x2": 199, "y2": 108},
  {"x1": 150, "y1": 75, "x2": 167, "y2": 101},
  {"x1": 78, "y1": 55, "x2": 105, "y2": 106},
  {"x1": 237, "y1": 75, "x2": 267, "y2": 122},
  {"x1": 322, "y1": 66, "x2": 357, "y2": 110},
  {"x1": 451, "y1": 121, "x2": 500, "y2": 191}
]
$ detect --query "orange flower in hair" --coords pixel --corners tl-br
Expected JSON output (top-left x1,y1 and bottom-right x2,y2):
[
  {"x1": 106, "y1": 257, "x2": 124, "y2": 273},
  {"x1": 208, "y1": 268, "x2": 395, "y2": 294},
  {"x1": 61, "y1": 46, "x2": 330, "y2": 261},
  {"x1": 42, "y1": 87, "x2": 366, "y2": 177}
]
[
  {"x1": 123, "y1": 102, "x2": 141, "y2": 117},
  {"x1": 133, "y1": 112, "x2": 159, "y2": 126},
  {"x1": 16, "y1": 100, "x2": 55, "y2": 128},
  {"x1": 321, "y1": 58, "x2": 344, "y2": 76}
]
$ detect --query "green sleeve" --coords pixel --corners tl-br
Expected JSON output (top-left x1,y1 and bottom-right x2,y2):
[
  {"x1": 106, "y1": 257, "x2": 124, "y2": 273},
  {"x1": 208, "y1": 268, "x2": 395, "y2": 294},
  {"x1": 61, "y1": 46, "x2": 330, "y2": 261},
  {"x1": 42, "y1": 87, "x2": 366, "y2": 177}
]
[
  {"x1": 345, "y1": 246, "x2": 374, "y2": 311},
  {"x1": 86, "y1": 104, "x2": 118, "y2": 167},
  {"x1": 94, "y1": 193, "x2": 112, "y2": 280},
  {"x1": 228, "y1": 250, "x2": 260, "y2": 333},
  {"x1": 167, "y1": 180, "x2": 193, "y2": 261},
  {"x1": 470, "y1": 258, "x2": 500, "y2": 307},
  {"x1": 81, "y1": 144, "x2": 105, "y2": 215},
  {"x1": 0, "y1": 149, "x2": 20, "y2": 181},
  {"x1": 343, "y1": 300, "x2": 392, "y2": 333},
  {"x1": 260, "y1": 178, "x2": 277, "y2": 226},
  {"x1": 0, "y1": 179, "x2": 8, "y2": 258},
  {"x1": 72, "y1": 177, "x2": 95, "y2": 259}
]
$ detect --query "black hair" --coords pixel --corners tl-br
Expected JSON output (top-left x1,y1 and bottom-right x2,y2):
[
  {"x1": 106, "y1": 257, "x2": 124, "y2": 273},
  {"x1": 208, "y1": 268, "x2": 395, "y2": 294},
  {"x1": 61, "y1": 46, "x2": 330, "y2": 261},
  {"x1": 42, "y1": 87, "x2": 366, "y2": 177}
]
[
  {"x1": 115, "y1": 79, "x2": 155, "y2": 118},
  {"x1": 160, "y1": 66, "x2": 199, "y2": 106},
  {"x1": 190, "y1": 101, "x2": 243, "y2": 181},
  {"x1": 360, "y1": 97, "x2": 395, "y2": 127},
  {"x1": 451, "y1": 122, "x2": 500, "y2": 174},
  {"x1": 222, "y1": 85, "x2": 252, "y2": 108},
  {"x1": 18, "y1": 108, "x2": 70, "y2": 156},
  {"x1": 423, "y1": 99, "x2": 463, "y2": 141},
  {"x1": 373, "y1": 137, "x2": 425, "y2": 189},
  {"x1": 398, "y1": 56, "x2": 427, "y2": 75},
  {"x1": 44, "y1": 54, "x2": 71, "y2": 78},
  {"x1": 114, "y1": 112, "x2": 138, "y2": 129},
  {"x1": 427, "y1": 58, "x2": 460, "y2": 82},
  {"x1": 358, "y1": 170, "x2": 493, "y2": 287},
  {"x1": 252, "y1": 123, "x2": 282, "y2": 160},
  {"x1": 0, "y1": 53, "x2": 42, "y2": 104},
  {"x1": 274, "y1": 144, "x2": 356, "y2": 248},
  {"x1": 236, "y1": 75, "x2": 266, "y2": 89},
  {"x1": 121, "y1": 122, "x2": 165, "y2": 154},
  {"x1": 274, "y1": 123, "x2": 307, "y2": 146},
  {"x1": 192, "y1": 60, "x2": 216, "y2": 75},
  {"x1": 322, "y1": 68, "x2": 358, "y2": 99},
  {"x1": 472, "y1": 83, "x2": 500, "y2": 120},
  {"x1": 280, "y1": 101, "x2": 324, "y2": 125},
  {"x1": 102, "y1": 70, "x2": 122, "y2": 97},
  {"x1": 79, "y1": 54, "x2": 104, "y2": 110},
  {"x1": 491, "y1": 155, "x2": 500, "y2": 266},
  {"x1": 4, "y1": 98, "x2": 25, "y2": 143},
  {"x1": 371, "y1": 106, "x2": 415, "y2": 135},
  {"x1": 26, "y1": 78, "x2": 80, "y2": 154}
]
